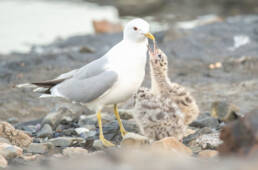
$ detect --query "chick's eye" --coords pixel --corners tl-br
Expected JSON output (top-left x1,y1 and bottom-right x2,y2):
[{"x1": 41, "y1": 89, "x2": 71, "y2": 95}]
[
  {"x1": 133, "y1": 27, "x2": 138, "y2": 31},
  {"x1": 158, "y1": 54, "x2": 162, "y2": 58}
]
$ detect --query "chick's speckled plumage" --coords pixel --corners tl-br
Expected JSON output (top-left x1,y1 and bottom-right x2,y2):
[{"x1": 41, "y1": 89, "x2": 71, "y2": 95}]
[
  {"x1": 149, "y1": 48, "x2": 199, "y2": 125},
  {"x1": 133, "y1": 87, "x2": 186, "y2": 141}
]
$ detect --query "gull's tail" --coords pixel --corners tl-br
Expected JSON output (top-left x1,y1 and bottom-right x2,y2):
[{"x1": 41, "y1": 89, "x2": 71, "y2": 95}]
[{"x1": 16, "y1": 78, "x2": 66, "y2": 97}]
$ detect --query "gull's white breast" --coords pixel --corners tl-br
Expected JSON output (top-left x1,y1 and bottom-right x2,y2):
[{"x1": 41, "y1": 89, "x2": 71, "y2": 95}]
[{"x1": 87, "y1": 40, "x2": 148, "y2": 110}]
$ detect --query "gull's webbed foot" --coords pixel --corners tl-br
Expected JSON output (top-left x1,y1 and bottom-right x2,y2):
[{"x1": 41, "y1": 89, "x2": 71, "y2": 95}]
[{"x1": 99, "y1": 134, "x2": 115, "y2": 147}]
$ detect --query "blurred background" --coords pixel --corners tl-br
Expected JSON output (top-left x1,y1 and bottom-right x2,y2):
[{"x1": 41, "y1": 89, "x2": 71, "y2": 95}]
[{"x1": 1, "y1": 0, "x2": 258, "y2": 54}]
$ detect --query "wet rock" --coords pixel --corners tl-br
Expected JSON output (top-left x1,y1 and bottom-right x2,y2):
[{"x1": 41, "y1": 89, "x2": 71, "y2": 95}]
[
  {"x1": 152, "y1": 137, "x2": 192, "y2": 155},
  {"x1": 183, "y1": 127, "x2": 213, "y2": 145},
  {"x1": 0, "y1": 122, "x2": 32, "y2": 148},
  {"x1": 26, "y1": 143, "x2": 54, "y2": 154},
  {"x1": 93, "y1": 20, "x2": 123, "y2": 34},
  {"x1": 0, "y1": 143, "x2": 23, "y2": 159},
  {"x1": 121, "y1": 133, "x2": 149, "y2": 148},
  {"x1": 198, "y1": 150, "x2": 218, "y2": 158},
  {"x1": 218, "y1": 110, "x2": 258, "y2": 156},
  {"x1": 49, "y1": 137, "x2": 85, "y2": 147},
  {"x1": 0, "y1": 155, "x2": 8, "y2": 168},
  {"x1": 62, "y1": 147, "x2": 88, "y2": 157},
  {"x1": 211, "y1": 101, "x2": 241, "y2": 122},
  {"x1": 36, "y1": 124, "x2": 53, "y2": 138},
  {"x1": 190, "y1": 113, "x2": 220, "y2": 129}
]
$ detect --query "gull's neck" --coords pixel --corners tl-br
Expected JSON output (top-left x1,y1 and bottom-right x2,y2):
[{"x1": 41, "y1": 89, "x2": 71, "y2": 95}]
[{"x1": 150, "y1": 62, "x2": 171, "y2": 97}]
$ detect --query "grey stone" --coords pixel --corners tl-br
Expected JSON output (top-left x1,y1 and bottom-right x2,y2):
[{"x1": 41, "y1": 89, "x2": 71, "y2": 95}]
[
  {"x1": 26, "y1": 143, "x2": 54, "y2": 154},
  {"x1": 36, "y1": 124, "x2": 53, "y2": 138},
  {"x1": 190, "y1": 113, "x2": 220, "y2": 129},
  {"x1": 0, "y1": 143, "x2": 23, "y2": 159},
  {"x1": 49, "y1": 137, "x2": 85, "y2": 147},
  {"x1": 183, "y1": 127, "x2": 213, "y2": 145},
  {"x1": 92, "y1": 140, "x2": 105, "y2": 150}
]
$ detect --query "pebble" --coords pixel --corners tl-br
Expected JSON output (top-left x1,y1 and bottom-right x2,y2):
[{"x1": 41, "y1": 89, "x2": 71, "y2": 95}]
[
  {"x1": 92, "y1": 140, "x2": 105, "y2": 150},
  {"x1": 49, "y1": 137, "x2": 84, "y2": 147},
  {"x1": 0, "y1": 155, "x2": 8, "y2": 168},
  {"x1": 63, "y1": 147, "x2": 88, "y2": 157},
  {"x1": 189, "y1": 132, "x2": 222, "y2": 150},
  {"x1": 75, "y1": 128, "x2": 96, "y2": 139},
  {"x1": 121, "y1": 133, "x2": 149, "y2": 148},
  {"x1": 183, "y1": 127, "x2": 213, "y2": 145},
  {"x1": 0, "y1": 143, "x2": 23, "y2": 159},
  {"x1": 152, "y1": 137, "x2": 192, "y2": 155},
  {"x1": 36, "y1": 124, "x2": 53, "y2": 138},
  {"x1": 190, "y1": 113, "x2": 220, "y2": 129},
  {"x1": 26, "y1": 143, "x2": 54, "y2": 154},
  {"x1": 198, "y1": 150, "x2": 218, "y2": 158}
]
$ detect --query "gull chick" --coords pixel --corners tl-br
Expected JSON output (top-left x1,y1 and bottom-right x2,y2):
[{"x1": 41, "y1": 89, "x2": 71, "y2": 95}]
[
  {"x1": 17, "y1": 18, "x2": 155, "y2": 147},
  {"x1": 134, "y1": 87, "x2": 185, "y2": 140},
  {"x1": 149, "y1": 48, "x2": 199, "y2": 125}
]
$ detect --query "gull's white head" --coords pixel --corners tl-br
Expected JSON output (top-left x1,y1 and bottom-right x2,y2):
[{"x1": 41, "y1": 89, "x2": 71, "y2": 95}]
[{"x1": 123, "y1": 18, "x2": 155, "y2": 43}]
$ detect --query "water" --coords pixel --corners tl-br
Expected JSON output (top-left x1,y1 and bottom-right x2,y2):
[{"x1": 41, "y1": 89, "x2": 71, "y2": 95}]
[{"x1": 0, "y1": 0, "x2": 119, "y2": 54}]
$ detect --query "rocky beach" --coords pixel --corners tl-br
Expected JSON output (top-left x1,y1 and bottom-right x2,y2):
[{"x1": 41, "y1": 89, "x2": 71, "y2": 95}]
[{"x1": 0, "y1": 0, "x2": 258, "y2": 169}]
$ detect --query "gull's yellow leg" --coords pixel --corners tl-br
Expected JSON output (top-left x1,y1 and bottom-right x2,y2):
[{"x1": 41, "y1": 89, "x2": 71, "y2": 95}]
[
  {"x1": 114, "y1": 104, "x2": 128, "y2": 137},
  {"x1": 97, "y1": 110, "x2": 114, "y2": 147}
]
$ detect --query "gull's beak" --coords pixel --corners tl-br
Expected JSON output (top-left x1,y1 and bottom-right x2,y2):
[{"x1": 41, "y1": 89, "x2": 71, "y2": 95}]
[{"x1": 144, "y1": 32, "x2": 155, "y2": 40}]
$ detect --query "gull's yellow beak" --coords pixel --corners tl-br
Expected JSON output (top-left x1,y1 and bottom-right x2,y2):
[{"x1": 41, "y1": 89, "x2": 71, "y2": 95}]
[{"x1": 144, "y1": 33, "x2": 155, "y2": 40}]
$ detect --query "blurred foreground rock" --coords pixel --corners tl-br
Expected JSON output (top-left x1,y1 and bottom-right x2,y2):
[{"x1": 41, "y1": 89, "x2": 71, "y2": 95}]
[
  {"x1": 0, "y1": 122, "x2": 32, "y2": 148},
  {"x1": 218, "y1": 110, "x2": 258, "y2": 156},
  {"x1": 152, "y1": 137, "x2": 192, "y2": 155}
]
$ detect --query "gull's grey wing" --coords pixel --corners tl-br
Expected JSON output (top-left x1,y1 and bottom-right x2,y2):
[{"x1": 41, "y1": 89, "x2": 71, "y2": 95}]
[
  {"x1": 31, "y1": 56, "x2": 108, "y2": 90},
  {"x1": 52, "y1": 70, "x2": 118, "y2": 103},
  {"x1": 74, "y1": 57, "x2": 109, "y2": 79}
]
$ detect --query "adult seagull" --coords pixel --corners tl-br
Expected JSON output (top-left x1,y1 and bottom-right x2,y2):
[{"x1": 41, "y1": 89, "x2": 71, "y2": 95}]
[{"x1": 17, "y1": 18, "x2": 155, "y2": 146}]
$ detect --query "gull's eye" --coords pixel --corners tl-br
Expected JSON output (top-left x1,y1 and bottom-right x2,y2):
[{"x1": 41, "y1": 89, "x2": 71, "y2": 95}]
[
  {"x1": 133, "y1": 26, "x2": 138, "y2": 31},
  {"x1": 158, "y1": 54, "x2": 162, "y2": 58}
]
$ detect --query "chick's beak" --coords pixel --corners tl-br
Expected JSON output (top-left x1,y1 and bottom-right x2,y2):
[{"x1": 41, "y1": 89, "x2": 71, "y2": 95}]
[{"x1": 144, "y1": 33, "x2": 155, "y2": 40}]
